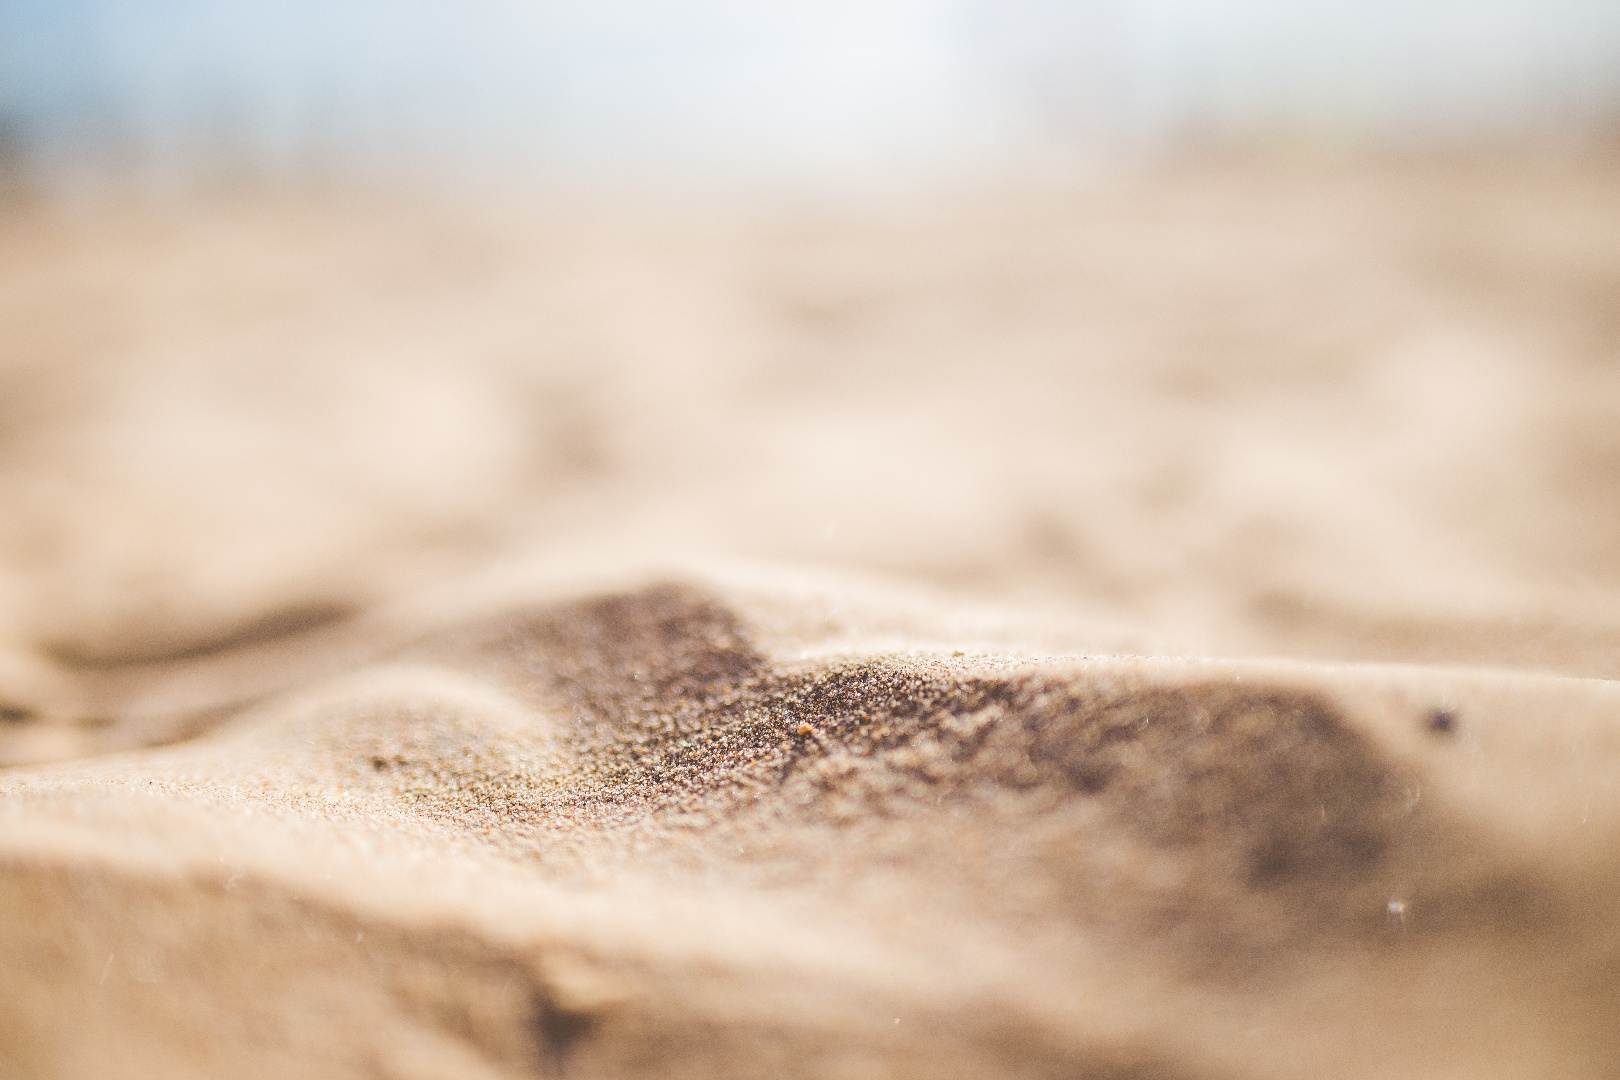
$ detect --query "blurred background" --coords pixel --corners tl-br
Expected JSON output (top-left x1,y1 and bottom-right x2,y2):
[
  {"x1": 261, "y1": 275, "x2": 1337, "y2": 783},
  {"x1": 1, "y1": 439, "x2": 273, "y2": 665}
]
[
  {"x1": 2, "y1": 0, "x2": 1620, "y2": 733},
  {"x1": 4, "y1": 0, "x2": 1620, "y2": 192}
]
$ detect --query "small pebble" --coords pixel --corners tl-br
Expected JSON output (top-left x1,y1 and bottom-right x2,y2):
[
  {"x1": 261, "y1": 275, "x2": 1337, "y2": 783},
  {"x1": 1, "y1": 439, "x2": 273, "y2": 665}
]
[{"x1": 1425, "y1": 709, "x2": 1457, "y2": 735}]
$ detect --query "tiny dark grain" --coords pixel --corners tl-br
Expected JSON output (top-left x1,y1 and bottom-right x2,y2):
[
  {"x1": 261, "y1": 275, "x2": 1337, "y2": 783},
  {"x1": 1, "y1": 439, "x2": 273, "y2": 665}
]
[{"x1": 1425, "y1": 709, "x2": 1458, "y2": 736}]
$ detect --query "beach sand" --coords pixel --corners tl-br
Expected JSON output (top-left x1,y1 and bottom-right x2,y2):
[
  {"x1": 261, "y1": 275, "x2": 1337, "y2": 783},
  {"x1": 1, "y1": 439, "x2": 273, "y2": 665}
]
[{"x1": 1, "y1": 153, "x2": 1619, "y2": 1077}]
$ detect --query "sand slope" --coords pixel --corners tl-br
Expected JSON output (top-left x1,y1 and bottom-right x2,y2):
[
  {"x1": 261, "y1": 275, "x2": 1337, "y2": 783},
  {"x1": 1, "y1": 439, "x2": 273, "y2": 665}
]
[{"x1": 2, "y1": 569, "x2": 1619, "y2": 1078}]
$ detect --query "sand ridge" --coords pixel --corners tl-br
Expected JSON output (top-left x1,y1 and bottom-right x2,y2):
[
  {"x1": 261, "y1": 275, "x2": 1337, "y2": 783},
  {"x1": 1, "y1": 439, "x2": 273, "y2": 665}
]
[{"x1": 2, "y1": 569, "x2": 1619, "y2": 1078}]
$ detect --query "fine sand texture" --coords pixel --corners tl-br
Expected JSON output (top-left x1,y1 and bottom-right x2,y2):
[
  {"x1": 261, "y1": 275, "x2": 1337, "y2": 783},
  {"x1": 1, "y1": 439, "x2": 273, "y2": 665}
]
[{"x1": 1, "y1": 154, "x2": 1619, "y2": 1078}]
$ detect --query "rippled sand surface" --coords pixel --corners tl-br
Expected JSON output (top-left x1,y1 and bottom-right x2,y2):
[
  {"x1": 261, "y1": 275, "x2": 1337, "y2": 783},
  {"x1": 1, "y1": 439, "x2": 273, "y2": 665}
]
[{"x1": 1, "y1": 155, "x2": 1618, "y2": 1078}]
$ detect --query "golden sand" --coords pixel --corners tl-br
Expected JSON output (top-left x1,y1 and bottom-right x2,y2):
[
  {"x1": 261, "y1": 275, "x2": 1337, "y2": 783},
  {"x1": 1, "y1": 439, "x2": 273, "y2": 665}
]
[{"x1": 1, "y1": 155, "x2": 1618, "y2": 1078}]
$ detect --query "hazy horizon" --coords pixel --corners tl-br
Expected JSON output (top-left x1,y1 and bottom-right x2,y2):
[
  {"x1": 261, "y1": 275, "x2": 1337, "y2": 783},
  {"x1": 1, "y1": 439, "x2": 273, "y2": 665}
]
[{"x1": 4, "y1": 0, "x2": 1619, "y2": 194}]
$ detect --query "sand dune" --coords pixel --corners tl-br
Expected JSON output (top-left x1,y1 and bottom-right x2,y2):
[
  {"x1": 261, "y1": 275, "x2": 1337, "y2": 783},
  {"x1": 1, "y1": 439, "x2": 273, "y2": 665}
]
[
  {"x1": 5, "y1": 569, "x2": 1620, "y2": 1078},
  {"x1": 1, "y1": 155, "x2": 1619, "y2": 1077}
]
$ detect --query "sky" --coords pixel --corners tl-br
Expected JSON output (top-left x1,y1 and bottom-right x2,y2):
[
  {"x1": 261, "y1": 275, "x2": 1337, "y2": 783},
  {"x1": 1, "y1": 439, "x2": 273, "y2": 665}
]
[{"x1": 2, "y1": 0, "x2": 1619, "y2": 190}]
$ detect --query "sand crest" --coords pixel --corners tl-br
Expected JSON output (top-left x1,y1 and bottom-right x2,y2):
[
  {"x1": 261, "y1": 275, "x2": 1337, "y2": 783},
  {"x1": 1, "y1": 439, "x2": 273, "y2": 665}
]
[{"x1": 2, "y1": 570, "x2": 1618, "y2": 1078}]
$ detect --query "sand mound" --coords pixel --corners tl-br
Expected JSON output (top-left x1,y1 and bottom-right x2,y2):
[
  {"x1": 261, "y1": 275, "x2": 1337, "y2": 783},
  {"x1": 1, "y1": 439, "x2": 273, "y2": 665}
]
[{"x1": 3, "y1": 570, "x2": 1619, "y2": 1078}]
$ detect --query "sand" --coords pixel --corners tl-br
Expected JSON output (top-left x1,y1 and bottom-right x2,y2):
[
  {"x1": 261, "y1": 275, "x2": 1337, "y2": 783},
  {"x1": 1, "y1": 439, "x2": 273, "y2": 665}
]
[{"x1": 1, "y1": 153, "x2": 1619, "y2": 1078}]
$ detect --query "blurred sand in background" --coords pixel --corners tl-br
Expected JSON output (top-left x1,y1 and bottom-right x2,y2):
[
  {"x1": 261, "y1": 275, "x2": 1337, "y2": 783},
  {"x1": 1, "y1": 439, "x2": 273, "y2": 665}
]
[{"x1": 2, "y1": 152, "x2": 1618, "y2": 700}]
